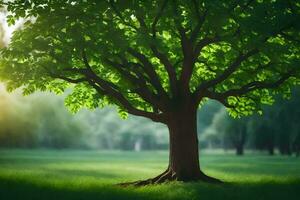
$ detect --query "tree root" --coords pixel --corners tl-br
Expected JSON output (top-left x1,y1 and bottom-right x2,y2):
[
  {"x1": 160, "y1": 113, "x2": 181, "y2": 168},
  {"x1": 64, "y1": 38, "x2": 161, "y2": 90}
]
[
  {"x1": 118, "y1": 169, "x2": 223, "y2": 187},
  {"x1": 118, "y1": 168, "x2": 172, "y2": 187},
  {"x1": 198, "y1": 172, "x2": 223, "y2": 184}
]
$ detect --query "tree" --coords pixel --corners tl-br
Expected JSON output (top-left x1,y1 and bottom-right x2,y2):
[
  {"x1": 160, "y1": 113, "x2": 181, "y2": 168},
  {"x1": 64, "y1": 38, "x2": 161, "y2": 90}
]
[
  {"x1": 251, "y1": 121, "x2": 276, "y2": 155},
  {"x1": 248, "y1": 88, "x2": 300, "y2": 156},
  {"x1": 204, "y1": 108, "x2": 248, "y2": 155},
  {"x1": 0, "y1": 0, "x2": 300, "y2": 185},
  {"x1": 224, "y1": 116, "x2": 248, "y2": 155}
]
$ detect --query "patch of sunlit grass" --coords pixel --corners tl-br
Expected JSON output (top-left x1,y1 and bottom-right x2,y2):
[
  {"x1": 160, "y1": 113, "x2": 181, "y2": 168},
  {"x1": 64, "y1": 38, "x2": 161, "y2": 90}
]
[{"x1": 0, "y1": 150, "x2": 300, "y2": 200}]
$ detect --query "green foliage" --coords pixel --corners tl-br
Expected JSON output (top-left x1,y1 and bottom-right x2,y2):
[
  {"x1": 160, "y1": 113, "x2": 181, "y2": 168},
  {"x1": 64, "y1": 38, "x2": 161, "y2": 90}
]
[
  {"x1": 65, "y1": 84, "x2": 102, "y2": 113},
  {"x1": 0, "y1": 0, "x2": 299, "y2": 118}
]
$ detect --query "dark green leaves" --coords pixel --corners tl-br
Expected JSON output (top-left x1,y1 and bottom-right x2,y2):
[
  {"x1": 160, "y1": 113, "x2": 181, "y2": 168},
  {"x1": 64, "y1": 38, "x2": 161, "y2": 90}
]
[{"x1": 0, "y1": 0, "x2": 299, "y2": 119}]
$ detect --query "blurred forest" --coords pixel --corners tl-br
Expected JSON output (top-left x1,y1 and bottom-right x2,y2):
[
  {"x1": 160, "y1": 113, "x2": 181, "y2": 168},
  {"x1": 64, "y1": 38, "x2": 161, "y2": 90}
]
[
  {"x1": 0, "y1": 86, "x2": 299, "y2": 156},
  {"x1": 201, "y1": 88, "x2": 300, "y2": 156}
]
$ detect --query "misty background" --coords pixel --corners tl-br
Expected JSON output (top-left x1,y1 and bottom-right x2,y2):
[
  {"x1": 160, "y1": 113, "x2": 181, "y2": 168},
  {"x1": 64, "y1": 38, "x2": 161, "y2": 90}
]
[{"x1": 0, "y1": 86, "x2": 300, "y2": 156}]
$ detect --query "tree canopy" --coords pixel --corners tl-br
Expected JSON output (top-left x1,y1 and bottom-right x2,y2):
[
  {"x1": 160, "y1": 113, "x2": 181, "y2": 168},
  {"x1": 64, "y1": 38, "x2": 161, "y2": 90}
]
[{"x1": 0, "y1": 0, "x2": 300, "y2": 121}]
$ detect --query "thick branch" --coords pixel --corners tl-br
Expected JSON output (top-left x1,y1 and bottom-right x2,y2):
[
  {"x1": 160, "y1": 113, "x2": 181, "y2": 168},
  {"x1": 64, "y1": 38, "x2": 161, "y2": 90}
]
[
  {"x1": 127, "y1": 48, "x2": 168, "y2": 99},
  {"x1": 103, "y1": 57, "x2": 165, "y2": 111},
  {"x1": 90, "y1": 76, "x2": 164, "y2": 121},
  {"x1": 198, "y1": 70, "x2": 295, "y2": 109},
  {"x1": 194, "y1": 48, "x2": 259, "y2": 99},
  {"x1": 172, "y1": 1, "x2": 218, "y2": 93},
  {"x1": 108, "y1": 0, "x2": 138, "y2": 31},
  {"x1": 190, "y1": 1, "x2": 207, "y2": 43},
  {"x1": 91, "y1": 80, "x2": 165, "y2": 122},
  {"x1": 176, "y1": 26, "x2": 194, "y2": 93},
  {"x1": 152, "y1": 0, "x2": 169, "y2": 38},
  {"x1": 222, "y1": 71, "x2": 295, "y2": 97},
  {"x1": 131, "y1": 4, "x2": 177, "y2": 98},
  {"x1": 45, "y1": 66, "x2": 87, "y2": 84},
  {"x1": 280, "y1": 32, "x2": 300, "y2": 44},
  {"x1": 194, "y1": 37, "x2": 221, "y2": 60},
  {"x1": 150, "y1": 45, "x2": 178, "y2": 97},
  {"x1": 202, "y1": 89, "x2": 234, "y2": 108},
  {"x1": 51, "y1": 74, "x2": 87, "y2": 84},
  {"x1": 63, "y1": 52, "x2": 165, "y2": 122}
]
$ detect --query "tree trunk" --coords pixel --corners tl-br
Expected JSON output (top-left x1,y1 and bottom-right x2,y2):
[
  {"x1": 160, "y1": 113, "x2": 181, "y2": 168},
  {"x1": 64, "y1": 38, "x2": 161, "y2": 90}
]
[
  {"x1": 120, "y1": 105, "x2": 222, "y2": 186},
  {"x1": 236, "y1": 144, "x2": 244, "y2": 155},
  {"x1": 167, "y1": 106, "x2": 201, "y2": 181}
]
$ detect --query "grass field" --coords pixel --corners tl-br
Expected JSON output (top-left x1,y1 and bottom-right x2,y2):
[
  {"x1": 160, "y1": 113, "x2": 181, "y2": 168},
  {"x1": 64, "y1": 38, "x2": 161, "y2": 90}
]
[{"x1": 0, "y1": 150, "x2": 300, "y2": 200}]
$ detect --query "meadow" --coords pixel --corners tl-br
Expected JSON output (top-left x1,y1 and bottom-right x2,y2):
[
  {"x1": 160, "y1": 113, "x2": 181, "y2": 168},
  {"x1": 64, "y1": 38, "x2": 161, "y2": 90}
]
[{"x1": 0, "y1": 149, "x2": 299, "y2": 200}]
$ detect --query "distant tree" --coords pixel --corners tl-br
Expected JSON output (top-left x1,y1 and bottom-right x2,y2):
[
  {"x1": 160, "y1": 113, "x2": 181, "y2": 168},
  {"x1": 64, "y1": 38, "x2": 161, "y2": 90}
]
[
  {"x1": 224, "y1": 117, "x2": 248, "y2": 155},
  {"x1": 0, "y1": 91, "x2": 86, "y2": 149},
  {"x1": 248, "y1": 109, "x2": 277, "y2": 155},
  {"x1": 0, "y1": 91, "x2": 38, "y2": 148},
  {"x1": 275, "y1": 89, "x2": 300, "y2": 156},
  {"x1": 248, "y1": 88, "x2": 300, "y2": 156},
  {"x1": 206, "y1": 109, "x2": 248, "y2": 155},
  {"x1": 29, "y1": 95, "x2": 86, "y2": 149},
  {"x1": 294, "y1": 134, "x2": 300, "y2": 157},
  {"x1": 1, "y1": 1, "x2": 300, "y2": 184}
]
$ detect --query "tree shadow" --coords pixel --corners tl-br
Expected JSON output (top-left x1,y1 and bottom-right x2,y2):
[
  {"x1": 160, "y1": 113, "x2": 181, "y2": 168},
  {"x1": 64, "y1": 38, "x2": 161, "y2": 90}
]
[
  {"x1": 51, "y1": 169, "x2": 120, "y2": 179},
  {"x1": 1, "y1": 177, "x2": 300, "y2": 200},
  {"x1": 0, "y1": 178, "x2": 147, "y2": 200},
  {"x1": 180, "y1": 179, "x2": 300, "y2": 200}
]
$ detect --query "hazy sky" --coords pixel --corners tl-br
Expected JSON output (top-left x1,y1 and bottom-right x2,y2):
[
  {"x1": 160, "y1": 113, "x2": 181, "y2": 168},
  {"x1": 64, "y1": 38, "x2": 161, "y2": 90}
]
[{"x1": 0, "y1": 10, "x2": 24, "y2": 47}]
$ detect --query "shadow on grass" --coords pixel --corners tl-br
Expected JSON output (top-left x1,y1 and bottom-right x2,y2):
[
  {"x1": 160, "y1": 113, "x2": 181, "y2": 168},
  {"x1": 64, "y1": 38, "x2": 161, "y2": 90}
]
[
  {"x1": 52, "y1": 169, "x2": 120, "y2": 179},
  {"x1": 1, "y1": 177, "x2": 300, "y2": 200}
]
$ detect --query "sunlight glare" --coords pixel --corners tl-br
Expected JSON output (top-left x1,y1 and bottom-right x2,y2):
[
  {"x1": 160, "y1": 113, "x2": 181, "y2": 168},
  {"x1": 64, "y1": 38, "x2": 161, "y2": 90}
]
[{"x1": 0, "y1": 10, "x2": 24, "y2": 47}]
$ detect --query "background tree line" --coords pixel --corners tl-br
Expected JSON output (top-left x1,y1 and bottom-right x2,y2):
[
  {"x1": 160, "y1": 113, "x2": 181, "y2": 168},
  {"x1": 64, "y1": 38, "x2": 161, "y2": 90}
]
[
  {"x1": 0, "y1": 88, "x2": 169, "y2": 150},
  {"x1": 202, "y1": 88, "x2": 300, "y2": 156},
  {"x1": 0, "y1": 87, "x2": 299, "y2": 155}
]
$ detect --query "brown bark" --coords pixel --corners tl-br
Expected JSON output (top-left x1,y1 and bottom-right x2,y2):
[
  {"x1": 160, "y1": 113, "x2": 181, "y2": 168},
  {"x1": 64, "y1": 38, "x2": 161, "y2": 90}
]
[
  {"x1": 167, "y1": 106, "x2": 201, "y2": 180},
  {"x1": 119, "y1": 105, "x2": 222, "y2": 186}
]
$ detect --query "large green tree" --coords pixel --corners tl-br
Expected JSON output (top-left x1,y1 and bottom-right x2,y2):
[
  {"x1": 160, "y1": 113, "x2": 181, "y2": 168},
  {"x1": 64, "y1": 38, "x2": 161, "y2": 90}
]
[{"x1": 0, "y1": 0, "x2": 300, "y2": 184}]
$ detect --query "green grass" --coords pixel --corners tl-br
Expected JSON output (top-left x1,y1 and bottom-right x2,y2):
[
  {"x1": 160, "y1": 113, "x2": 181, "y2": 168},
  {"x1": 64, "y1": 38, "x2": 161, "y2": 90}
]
[{"x1": 0, "y1": 149, "x2": 300, "y2": 200}]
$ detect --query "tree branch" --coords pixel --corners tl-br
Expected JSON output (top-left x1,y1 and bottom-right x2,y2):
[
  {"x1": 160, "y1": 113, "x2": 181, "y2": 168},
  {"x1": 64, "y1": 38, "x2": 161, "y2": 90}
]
[
  {"x1": 194, "y1": 36, "x2": 221, "y2": 59},
  {"x1": 108, "y1": 0, "x2": 138, "y2": 31},
  {"x1": 280, "y1": 32, "x2": 300, "y2": 44},
  {"x1": 127, "y1": 47, "x2": 169, "y2": 100},
  {"x1": 64, "y1": 51, "x2": 166, "y2": 122},
  {"x1": 194, "y1": 48, "x2": 259, "y2": 99},
  {"x1": 190, "y1": 1, "x2": 207, "y2": 43},
  {"x1": 221, "y1": 70, "x2": 295, "y2": 97},
  {"x1": 90, "y1": 80, "x2": 165, "y2": 122},
  {"x1": 150, "y1": 45, "x2": 178, "y2": 97},
  {"x1": 152, "y1": 0, "x2": 169, "y2": 38},
  {"x1": 102, "y1": 57, "x2": 165, "y2": 111},
  {"x1": 51, "y1": 74, "x2": 87, "y2": 84}
]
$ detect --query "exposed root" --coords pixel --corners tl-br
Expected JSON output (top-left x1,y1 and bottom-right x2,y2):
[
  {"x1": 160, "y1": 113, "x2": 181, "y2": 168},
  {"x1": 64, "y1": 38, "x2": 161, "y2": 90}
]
[
  {"x1": 118, "y1": 169, "x2": 223, "y2": 187},
  {"x1": 118, "y1": 168, "x2": 174, "y2": 187}
]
